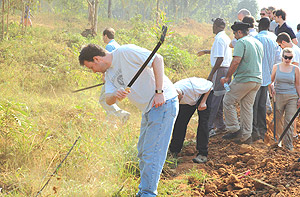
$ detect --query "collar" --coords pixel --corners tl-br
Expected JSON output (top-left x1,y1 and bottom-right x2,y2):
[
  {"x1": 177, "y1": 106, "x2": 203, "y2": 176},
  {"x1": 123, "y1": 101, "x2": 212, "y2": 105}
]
[
  {"x1": 108, "y1": 39, "x2": 115, "y2": 44},
  {"x1": 215, "y1": 30, "x2": 225, "y2": 38}
]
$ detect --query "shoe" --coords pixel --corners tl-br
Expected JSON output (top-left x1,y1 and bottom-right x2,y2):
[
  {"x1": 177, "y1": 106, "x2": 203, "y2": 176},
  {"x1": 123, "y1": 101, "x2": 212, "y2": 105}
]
[
  {"x1": 222, "y1": 130, "x2": 241, "y2": 140},
  {"x1": 192, "y1": 155, "x2": 207, "y2": 163},
  {"x1": 119, "y1": 111, "x2": 130, "y2": 124},
  {"x1": 215, "y1": 128, "x2": 227, "y2": 133},
  {"x1": 209, "y1": 129, "x2": 217, "y2": 138},
  {"x1": 234, "y1": 136, "x2": 252, "y2": 145}
]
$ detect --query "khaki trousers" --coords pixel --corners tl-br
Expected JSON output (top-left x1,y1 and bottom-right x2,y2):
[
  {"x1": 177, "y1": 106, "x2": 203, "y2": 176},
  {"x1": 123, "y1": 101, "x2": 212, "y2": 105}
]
[
  {"x1": 275, "y1": 94, "x2": 298, "y2": 150},
  {"x1": 223, "y1": 80, "x2": 261, "y2": 141}
]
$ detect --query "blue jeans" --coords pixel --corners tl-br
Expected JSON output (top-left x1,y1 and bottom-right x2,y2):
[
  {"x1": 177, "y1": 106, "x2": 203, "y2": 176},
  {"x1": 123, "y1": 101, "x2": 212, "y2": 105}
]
[{"x1": 137, "y1": 96, "x2": 179, "y2": 197}]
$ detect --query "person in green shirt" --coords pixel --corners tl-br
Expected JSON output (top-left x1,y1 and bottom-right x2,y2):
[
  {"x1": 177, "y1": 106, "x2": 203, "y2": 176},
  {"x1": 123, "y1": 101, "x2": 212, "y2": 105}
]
[{"x1": 220, "y1": 21, "x2": 263, "y2": 144}]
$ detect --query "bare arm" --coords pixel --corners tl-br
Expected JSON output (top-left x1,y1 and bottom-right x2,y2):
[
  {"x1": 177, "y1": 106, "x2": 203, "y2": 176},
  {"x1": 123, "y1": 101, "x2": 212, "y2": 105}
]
[
  {"x1": 207, "y1": 57, "x2": 224, "y2": 81},
  {"x1": 294, "y1": 66, "x2": 300, "y2": 108},
  {"x1": 152, "y1": 54, "x2": 166, "y2": 108},
  {"x1": 198, "y1": 88, "x2": 212, "y2": 111},
  {"x1": 106, "y1": 88, "x2": 130, "y2": 105},
  {"x1": 220, "y1": 56, "x2": 242, "y2": 85},
  {"x1": 292, "y1": 38, "x2": 298, "y2": 45},
  {"x1": 197, "y1": 50, "x2": 211, "y2": 57},
  {"x1": 268, "y1": 64, "x2": 278, "y2": 97}
]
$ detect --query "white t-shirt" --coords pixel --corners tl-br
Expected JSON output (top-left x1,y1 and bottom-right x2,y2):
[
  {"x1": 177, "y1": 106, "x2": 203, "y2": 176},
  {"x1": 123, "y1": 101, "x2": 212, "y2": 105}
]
[
  {"x1": 296, "y1": 31, "x2": 300, "y2": 48},
  {"x1": 174, "y1": 77, "x2": 213, "y2": 106},
  {"x1": 269, "y1": 20, "x2": 278, "y2": 33},
  {"x1": 105, "y1": 44, "x2": 177, "y2": 113},
  {"x1": 210, "y1": 31, "x2": 232, "y2": 68},
  {"x1": 292, "y1": 44, "x2": 300, "y2": 65}
]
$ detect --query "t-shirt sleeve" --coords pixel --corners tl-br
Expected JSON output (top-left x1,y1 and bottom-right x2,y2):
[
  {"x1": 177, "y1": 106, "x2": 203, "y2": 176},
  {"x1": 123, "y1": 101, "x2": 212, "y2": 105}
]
[
  {"x1": 233, "y1": 40, "x2": 245, "y2": 57},
  {"x1": 105, "y1": 45, "x2": 114, "y2": 52},
  {"x1": 105, "y1": 78, "x2": 117, "y2": 94},
  {"x1": 287, "y1": 28, "x2": 296, "y2": 39},
  {"x1": 213, "y1": 39, "x2": 226, "y2": 58}
]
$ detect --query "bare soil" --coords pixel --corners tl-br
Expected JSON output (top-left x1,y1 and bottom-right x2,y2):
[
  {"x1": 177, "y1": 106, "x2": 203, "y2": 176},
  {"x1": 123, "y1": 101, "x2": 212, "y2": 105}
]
[{"x1": 165, "y1": 113, "x2": 300, "y2": 196}]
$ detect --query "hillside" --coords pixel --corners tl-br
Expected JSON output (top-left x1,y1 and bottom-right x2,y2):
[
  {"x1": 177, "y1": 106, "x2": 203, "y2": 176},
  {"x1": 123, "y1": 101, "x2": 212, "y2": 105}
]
[{"x1": 1, "y1": 12, "x2": 300, "y2": 197}]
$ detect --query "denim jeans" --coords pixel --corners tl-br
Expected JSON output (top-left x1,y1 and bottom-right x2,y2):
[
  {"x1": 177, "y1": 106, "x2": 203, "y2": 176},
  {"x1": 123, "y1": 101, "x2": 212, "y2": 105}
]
[{"x1": 137, "y1": 96, "x2": 179, "y2": 197}]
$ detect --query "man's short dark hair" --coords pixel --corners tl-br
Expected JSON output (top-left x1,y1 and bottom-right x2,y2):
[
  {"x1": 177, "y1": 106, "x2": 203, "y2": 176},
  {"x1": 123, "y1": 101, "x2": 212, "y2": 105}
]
[
  {"x1": 103, "y1": 27, "x2": 115, "y2": 39},
  {"x1": 242, "y1": 16, "x2": 255, "y2": 28},
  {"x1": 79, "y1": 44, "x2": 106, "y2": 65},
  {"x1": 276, "y1": 32, "x2": 291, "y2": 43},
  {"x1": 275, "y1": 9, "x2": 286, "y2": 21},
  {"x1": 258, "y1": 17, "x2": 270, "y2": 31},
  {"x1": 213, "y1": 18, "x2": 226, "y2": 28},
  {"x1": 297, "y1": 24, "x2": 300, "y2": 31},
  {"x1": 268, "y1": 6, "x2": 276, "y2": 12}
]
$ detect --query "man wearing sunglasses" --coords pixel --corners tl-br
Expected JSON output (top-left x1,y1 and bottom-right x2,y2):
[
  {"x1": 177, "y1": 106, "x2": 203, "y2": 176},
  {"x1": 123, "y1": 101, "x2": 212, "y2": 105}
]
[
  {"x1": 276, "y1": 32, "x2": 300, "y2": 66},
  {"x1": 260, "y1": 8, "x2": 268, "y2": 19},
  {"x1": 220, "y1": 22, "x2": 263, "y2": 144}
]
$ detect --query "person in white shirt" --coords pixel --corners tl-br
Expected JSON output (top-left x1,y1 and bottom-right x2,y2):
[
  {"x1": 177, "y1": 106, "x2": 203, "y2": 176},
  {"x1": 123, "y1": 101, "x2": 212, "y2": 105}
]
[
  {"x1": 197, "y1": 18, "x2": 232, "y2": 137},
  {"x1": 230, "y1": 9, "x2": 252, "y2": 48},
  {"x1": 296, "y1": 24, "x2": 300, "y2": 48},
  {"x1": 267, "y1": 6, "x2": 278, "y2": 33},
  {"x1": 99, "y1": 27, "x2": 130, "y2": 124},
  {"x1": 242, "y1": 16, "x2": 258, "y2": 37},
  {"x1": 79, "y1": 43, "x2": 179, "y2": 196},
  {"x1": 276, "y1": 32, "x2": 300, "y2": 66},
  {"x1": 169, "y1": 77, "x2": 212, "y2": 163}
]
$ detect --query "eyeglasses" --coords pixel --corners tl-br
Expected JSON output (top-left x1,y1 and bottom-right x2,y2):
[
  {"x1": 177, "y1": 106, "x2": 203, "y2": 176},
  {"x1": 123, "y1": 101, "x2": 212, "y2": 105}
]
[
  {"x1": 260, "y1": 13, "x2": 266, "y2": 16},
  {"x1": 283, "y1": 55, "x2": 293, "y2": 60}
]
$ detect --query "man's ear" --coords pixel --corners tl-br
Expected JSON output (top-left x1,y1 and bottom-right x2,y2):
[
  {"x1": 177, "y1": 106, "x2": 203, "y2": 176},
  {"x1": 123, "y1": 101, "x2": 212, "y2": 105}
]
[
  {"x1": 93, "y1": 56, "x2": 101, "y2": 63},
  {"x1": 282, "y1": 40, "x2": 288, "y2": 46}
]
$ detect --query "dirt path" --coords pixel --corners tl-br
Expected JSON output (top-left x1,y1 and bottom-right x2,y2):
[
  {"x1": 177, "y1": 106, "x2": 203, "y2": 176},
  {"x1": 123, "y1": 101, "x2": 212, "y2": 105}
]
[{"x1": 165, "y1": 114, "x2": 300, "y2": 196}]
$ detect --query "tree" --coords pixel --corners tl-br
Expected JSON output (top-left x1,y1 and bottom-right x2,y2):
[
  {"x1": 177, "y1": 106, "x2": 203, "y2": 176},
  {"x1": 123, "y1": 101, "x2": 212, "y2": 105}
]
[
  {"x1": 236, "y1": 0, "x2": 258, "y2": 18},
  {"x1": 108, "y1": 0, "x2": 112, "y2": 18}
]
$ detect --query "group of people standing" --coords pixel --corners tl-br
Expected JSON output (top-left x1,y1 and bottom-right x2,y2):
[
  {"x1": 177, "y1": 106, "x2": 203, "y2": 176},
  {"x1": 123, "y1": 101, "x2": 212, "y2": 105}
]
[{"x1": 78, "y1": 7, "x2": 300, "y2": 197}]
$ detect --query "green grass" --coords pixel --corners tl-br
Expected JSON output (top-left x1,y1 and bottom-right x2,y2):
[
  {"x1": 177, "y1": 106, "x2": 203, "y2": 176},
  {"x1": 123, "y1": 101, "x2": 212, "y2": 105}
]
[{"x1": 0, "y1": 12, "x2": 213, "y2": 196}]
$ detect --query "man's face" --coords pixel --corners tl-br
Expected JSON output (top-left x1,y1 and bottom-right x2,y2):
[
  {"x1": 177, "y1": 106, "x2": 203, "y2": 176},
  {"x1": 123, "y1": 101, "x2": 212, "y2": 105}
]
[
  {"x1": 274, "y1": 15, "x2": 281, "y2": 23},
  {"x1": 83, "y1": 57, "x2": 108, "y2": 73},
  {"x1": 237, "y1": 13, "x2": 244, "y2": 21},
  {"x1": 260, "y1": 10, "x2": 267, "y2": 18},
  {"x1": 233, "y1": 30, "x2": 241, "y2": 40},
  {"x1": 277, "y1": 41, "x2": 286, "y2": 49},
  {"x1": 103, "y1": 35, "x2": 109, "y2": 44},
  {"x1": 213, "y1": 23, "x2": 218, "y2": 34},
  {"x1": 267, "y1": 10, "x2": 274, "y2": 19}
]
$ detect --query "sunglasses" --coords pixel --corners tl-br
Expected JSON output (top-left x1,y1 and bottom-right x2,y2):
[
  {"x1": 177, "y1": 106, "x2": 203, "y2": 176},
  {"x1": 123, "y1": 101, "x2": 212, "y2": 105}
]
[
  {"x1": 260, "y1": 13, "x2": 266, "y2": 16},
  {"x1": 283, "y1": 55, "x2": 293, "y2": 60}
]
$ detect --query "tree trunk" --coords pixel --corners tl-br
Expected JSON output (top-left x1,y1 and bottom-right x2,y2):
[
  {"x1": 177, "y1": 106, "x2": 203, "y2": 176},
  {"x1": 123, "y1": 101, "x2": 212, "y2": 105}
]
[
  {"x1": 24, "y1": 4, "x2": 29, "y2": 33},
  {"x1": 2, "y1": 0, "x2": 4, "y2": 40},
  {"x1": 108, "y1": 0, "x2": 112, "y2": 18},
  {"x1": 156, "y1": 0, "x2": 159, "y2": 25},
  {"x1": 93, "y1": 0, "x2": 98, "y2": 35},
  {"x1": 21, "y1": 1, "x2": 24, "y2": 32},
  {"x1": 87, "y1": 0, "x2": 94, "y2": 25},
  {"x1": 6, "y1": 0, "x2": 9, "y2": 37}
]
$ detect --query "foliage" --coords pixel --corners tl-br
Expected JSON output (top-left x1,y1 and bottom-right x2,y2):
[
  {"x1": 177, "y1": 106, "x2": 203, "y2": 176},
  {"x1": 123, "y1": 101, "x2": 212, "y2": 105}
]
[
  {"x1": 0, "y1": 11, "x2": 215, "y2": 196},
  {"x1": 236, "y1": 0, "x2": 259, "y2": 19}
]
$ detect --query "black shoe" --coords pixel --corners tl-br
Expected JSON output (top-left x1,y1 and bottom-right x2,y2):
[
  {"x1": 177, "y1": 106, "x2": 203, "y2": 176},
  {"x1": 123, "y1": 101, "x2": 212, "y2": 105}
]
[
  {"x1": 222, "y1": 130, "x2": 241, "y2": 140},
  {"x1": 234, "y1": 136, "x2": 252, "y2": 145}
]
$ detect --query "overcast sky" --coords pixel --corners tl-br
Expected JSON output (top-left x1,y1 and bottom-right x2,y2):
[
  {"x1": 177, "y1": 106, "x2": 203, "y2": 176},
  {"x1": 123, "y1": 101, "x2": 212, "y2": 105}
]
[{"x1": 257, "y1": 0, "x2": 299, "y2": 33}]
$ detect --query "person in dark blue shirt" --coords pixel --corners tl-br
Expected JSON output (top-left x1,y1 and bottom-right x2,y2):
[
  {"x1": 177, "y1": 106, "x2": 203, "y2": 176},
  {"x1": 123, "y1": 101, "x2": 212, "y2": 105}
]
[{"x1": 274, "y1": 9, "x2": 297, "y2": 45}]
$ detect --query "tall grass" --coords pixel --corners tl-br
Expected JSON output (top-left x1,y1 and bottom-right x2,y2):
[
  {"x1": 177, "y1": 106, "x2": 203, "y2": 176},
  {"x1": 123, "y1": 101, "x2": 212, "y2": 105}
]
[{"x1": 0, "y1": 13, "x2": 213, "y2": 196}]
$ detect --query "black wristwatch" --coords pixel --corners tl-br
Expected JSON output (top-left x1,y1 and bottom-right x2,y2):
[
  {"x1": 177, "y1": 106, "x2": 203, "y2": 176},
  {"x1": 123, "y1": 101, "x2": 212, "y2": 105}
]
[{"x1": 155, "y1": 90, "x2": 164, "y2": 94}]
